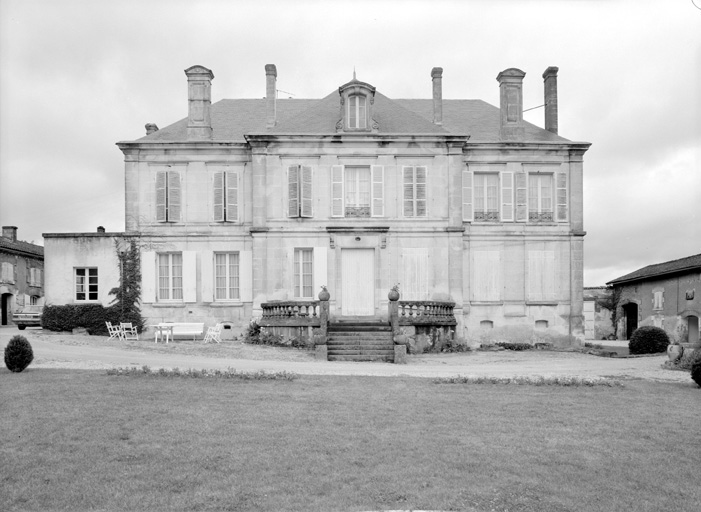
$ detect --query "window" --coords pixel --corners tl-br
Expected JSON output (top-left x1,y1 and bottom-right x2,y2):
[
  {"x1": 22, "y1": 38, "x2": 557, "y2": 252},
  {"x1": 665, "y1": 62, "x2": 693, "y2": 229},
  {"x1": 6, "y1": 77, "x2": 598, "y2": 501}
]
[
  {"x1": 294, "y1": 249, "x2": 313, "y2": 298},
  {"x1": 403, "y1": 166, "x2": 427, "y2": 217},
  {"x1": 345, "y1": 167, "x2": 370, "y2": 217},
  {"x1": 1, "y1": 262, "x2": 15, "y2": 284},
  {"x1": 27, "y1": 268, "x2": 42, "y2": 287},
  {"x1": 30, "y1": 296, "x2": 40, "y2": 306},
  {"x1": 528, "y1": 173, "x2": 554, "y2": 222},
  {"x1": 215, "y1": 253, "x2": 240, "y2": 301},
  {"x1": 156, "y1": 169, "x2": 181, "y2": 222},
  {"x1": 332, "y1": 165, "x2": 384, "y2": 217},
  {"x1": 474, "y1": 174, "x2": 500, "y2": 221},
  {"x1": 158, "y1": 253, "x2": 183, "y2": 301},
  {"x1": 75, "y1": 268, "x2": 98, "y2": 301},
  {"x1": 653, "y1": 290, "x2": 664, "y2": 310},
  {"x1": 288, "y1": 165, "x2": 313, "y2": 218},
  {"x1": 213, "y1": 171, "x2": 238, "y2": 222},
  {"x1": 348, "y1": 94, "x2": 366, "y2": 129}
]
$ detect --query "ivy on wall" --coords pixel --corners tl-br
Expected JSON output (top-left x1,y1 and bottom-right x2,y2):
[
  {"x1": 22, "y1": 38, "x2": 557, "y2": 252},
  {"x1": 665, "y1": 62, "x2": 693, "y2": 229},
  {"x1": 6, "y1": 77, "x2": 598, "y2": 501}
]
[{"x1": 108, "y1": 237, "x2": 145, "y2": 332}]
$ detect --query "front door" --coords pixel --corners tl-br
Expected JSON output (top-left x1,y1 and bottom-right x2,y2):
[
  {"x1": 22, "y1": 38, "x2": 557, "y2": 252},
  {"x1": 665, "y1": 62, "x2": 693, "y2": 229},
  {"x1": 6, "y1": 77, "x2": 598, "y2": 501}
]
[
  {"x1": 341, "y1": 249, "x2": 374, "y2": 316},
  {"x1": 623, "y1": 303, "x2": 638, "y2": 339}
]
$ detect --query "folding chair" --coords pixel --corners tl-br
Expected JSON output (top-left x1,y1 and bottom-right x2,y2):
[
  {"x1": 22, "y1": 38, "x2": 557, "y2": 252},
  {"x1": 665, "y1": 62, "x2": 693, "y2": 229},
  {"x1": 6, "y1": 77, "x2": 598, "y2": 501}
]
[
  {"x1": 120, "y1": 322, "x2": 139, "y2": 341},
  {"x1": 106, "y1": 322, "x2": 125, "y2": 341},
  {"x1": 203, "y1": 323, "x2": 223, "y2": 344}
]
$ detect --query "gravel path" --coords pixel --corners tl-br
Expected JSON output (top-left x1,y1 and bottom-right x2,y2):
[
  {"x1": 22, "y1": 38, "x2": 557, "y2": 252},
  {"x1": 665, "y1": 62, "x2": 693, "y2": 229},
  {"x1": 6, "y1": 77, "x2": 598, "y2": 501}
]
[{"x1": 1, "y1": 328, "x2": 693, "y2": 384}]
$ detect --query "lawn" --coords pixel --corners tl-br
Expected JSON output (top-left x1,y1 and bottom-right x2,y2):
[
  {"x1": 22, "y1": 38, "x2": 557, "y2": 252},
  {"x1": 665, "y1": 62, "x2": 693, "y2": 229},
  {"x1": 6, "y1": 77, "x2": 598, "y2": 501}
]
[{"x1": 1, "y1": 369, "x2": 699, "y2": 512}]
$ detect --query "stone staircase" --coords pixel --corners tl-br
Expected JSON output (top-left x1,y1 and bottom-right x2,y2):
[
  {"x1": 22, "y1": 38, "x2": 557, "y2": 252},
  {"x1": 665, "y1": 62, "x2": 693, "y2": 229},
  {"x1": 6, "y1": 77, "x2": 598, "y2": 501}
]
[{"x1": 326, "y1": 319, "x2": 395, "y2": 362}]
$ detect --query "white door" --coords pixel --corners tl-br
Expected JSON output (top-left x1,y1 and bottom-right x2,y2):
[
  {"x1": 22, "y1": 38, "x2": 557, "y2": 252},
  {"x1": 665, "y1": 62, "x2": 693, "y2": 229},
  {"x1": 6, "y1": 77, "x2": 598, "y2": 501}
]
[{"x1": 341, "y1": 249, "x2": 375, "y2": 316}]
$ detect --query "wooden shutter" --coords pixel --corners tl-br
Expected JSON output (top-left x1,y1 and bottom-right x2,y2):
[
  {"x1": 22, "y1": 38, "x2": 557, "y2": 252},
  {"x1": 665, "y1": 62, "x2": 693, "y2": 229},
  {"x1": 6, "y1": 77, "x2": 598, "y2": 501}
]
[
  {"x1": 416, "y1": 166, "x2": 427, "y2": 217},
  {"x1": 332, "y1": 165, "x2": 344, "y2": 217},
  {"x1": 371, "y1": 165, "x2": 384, "y2": 217},
  {"x1": 288, "y1": 165, "x2": 299, "y2": 217},
  {"x1": 182, "y1": 251, "x2": 197, "y2": 303},
  {"x1": 213, "y1": 171, "x2": 224, "y2": 222},
  {"x1": 472, "y1": 251, "x2": 501, "y2": 301},
  {"x1": 313, "y1": 247, "x2": 327, "y2": 293},
  {"x1": 401, "y1": 248, "x2": 430, "y2": 300},
  {"x1": 556, "y1": 172, "x2": 568, "y2": 222},
  {"x1": 527, "y1": 251, "x2": 543, "y2": 301},
  {"x1": 515, "y1": 171, "x2": 528, "y2": 222},
  {"x1": 227, "y1": 171, "x2": 239, "y2": 222},
  {"x1": 403, "y1": 166, "x2": 414, "y2": 217},
  {"x1": 239, "y1": 251, "x2": 253, "y2": 302},
  {"x1": 155, "y1": 171, "x2": 167, "y2": 222},
  {"x1": 462, "y1": 169, "x2": 473, "y2": 221},
  {"x1": 142, "y1": 251, "x2": 156, "y2": 303},
  {"x1": 300, "y1": 166, "x2": 313, "y2": 218},
  {"x1": 501, "y1": 171, "x2": 514, "y2": 222},
  {"x1": 201, "y1": 250, "x2": 213, "y2": 302},
  {"x1": 168, "y1": 171, "x2": 181, "y2": 222}
]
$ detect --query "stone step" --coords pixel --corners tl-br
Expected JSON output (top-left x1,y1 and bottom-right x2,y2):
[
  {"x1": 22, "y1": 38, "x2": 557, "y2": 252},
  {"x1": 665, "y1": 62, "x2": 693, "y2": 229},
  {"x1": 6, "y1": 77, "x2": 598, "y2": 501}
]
[
  {"x1": 327, "y1": 341, "x2": 393, "y2": 348},
  {"x1": 328, "y1": 325, "x2": 392, "y2": 333},
  {"x1": 327, "y1": 334, "x2": 392, "y2": 341},
  {"x1": 327, "y1": 354, "x2": 394, "y2": 362},
  {"x1": 327, "y1": 346, "x2": 395, "y2": 354}
]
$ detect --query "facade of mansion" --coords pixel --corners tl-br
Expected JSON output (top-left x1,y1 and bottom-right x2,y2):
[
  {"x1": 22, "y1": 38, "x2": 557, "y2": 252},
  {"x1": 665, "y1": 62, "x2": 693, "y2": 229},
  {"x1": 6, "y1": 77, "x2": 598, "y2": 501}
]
[{"x1": 44, "y1": 64, "x2": 590, "y2": 344}]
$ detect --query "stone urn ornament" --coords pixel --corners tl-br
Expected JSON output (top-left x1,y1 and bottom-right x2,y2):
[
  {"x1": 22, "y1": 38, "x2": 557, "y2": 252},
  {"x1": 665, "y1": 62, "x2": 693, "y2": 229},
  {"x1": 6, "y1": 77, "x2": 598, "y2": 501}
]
[
  {"x1": 667, "y1": 342, "x2": 684, "y2": 362},
  {"x1": 318, "y1": 285, "x2": 330, "y2": 301},
  {"x1": 388, "y1": 283, "x2": 400, "y2": 301}
]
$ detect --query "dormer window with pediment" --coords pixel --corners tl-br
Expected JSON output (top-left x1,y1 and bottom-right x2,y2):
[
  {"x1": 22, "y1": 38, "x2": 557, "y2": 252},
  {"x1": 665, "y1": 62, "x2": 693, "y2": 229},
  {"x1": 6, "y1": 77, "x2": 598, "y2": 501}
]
[{"x1": 337, "y1": 73, "x2": 378, "y2": 133}]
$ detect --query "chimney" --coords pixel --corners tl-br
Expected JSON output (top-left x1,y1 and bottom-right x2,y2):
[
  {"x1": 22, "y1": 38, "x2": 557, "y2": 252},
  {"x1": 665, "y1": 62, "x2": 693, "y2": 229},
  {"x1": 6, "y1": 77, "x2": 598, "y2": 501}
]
[
  {"x1": 2, "y1": 226, "x2": 18, "y2": 242},
  {"x1": 431, "y1": 67, "x2": 443, "y2": 125},
  {"x1": 265, "y1": 64, "x2": 277, "y2": 128},
  {"x1": 184, "y1": 65, "x2": 214, "y2": 140},
  {"x1": 543, "y1": 66, "x2": 559, "y2": 134},
  {"x1": 97, "y1": 226, "x2": 106, "y2": 233},
  {"x1": 145, "y1": 123, "x2": 159, "y2": 135},
  {"x1": 496, "y1": 68, "x2": 526, "y2": 140}
]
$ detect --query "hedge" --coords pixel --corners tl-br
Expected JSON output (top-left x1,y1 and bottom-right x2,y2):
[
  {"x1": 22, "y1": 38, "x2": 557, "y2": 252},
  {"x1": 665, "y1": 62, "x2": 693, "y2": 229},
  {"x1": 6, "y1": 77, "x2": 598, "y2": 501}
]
[{"x1": 41, "y1": 304, "x2": 143, "y2": 336}]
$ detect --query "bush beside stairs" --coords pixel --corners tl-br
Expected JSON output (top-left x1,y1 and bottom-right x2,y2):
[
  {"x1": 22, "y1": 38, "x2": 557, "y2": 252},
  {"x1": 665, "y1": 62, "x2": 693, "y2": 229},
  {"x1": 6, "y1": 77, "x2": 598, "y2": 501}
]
[{"x1": 326, "y1": 320, "x2": 395, "y2": 362}]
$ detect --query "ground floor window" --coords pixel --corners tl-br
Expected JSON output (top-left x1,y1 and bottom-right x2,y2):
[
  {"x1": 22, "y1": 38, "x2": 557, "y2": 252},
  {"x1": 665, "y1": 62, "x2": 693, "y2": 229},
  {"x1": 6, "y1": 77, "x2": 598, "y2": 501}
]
[
  {"x1": 75, "y1": 268, "x2": 98, "y2": 301},
  {"x1": 294, "y1": 248, "x2": 313, "y2": 298},
  {"x1": 158, "y1": 253, "x2": 183, "y2": 301},
  {"x1": 215, "y1": 252, "x2": 240, "y2": 300}
]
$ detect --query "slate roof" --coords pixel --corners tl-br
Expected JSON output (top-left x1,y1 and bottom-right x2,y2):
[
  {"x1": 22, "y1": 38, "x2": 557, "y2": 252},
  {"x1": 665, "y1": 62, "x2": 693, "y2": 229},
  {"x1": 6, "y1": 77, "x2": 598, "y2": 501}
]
[
  {"x1": 607, "y1": 253, "x2": 701, "y2": 286},
  {"x1": 133, "y1": 88, "x2": 571, "y2": 144},
  {"x1": 0, "y1": 237, "x2": 44, "y2": 259}
]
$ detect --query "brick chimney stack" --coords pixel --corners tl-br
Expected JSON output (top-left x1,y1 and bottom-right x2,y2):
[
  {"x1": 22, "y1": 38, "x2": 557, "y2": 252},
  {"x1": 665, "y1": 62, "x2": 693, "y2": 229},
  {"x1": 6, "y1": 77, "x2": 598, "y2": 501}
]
[
  {"x1": 543, "y1": 66, "x2": 559, "y2": 134},
  {"x1": 265, "y1": 64, "x2": 277, "y2": 128},
  {"x1": 184, "y1": 65, "x2": 214, "y2": 140},
  {"x1": 2, "y1": 226, "x2": 18, "y2": 242},
  {"x1": 496, "y1": 68, "x2": 526, "y2": 140},
  {"x1": 431, "y1": 67, "x2": 443, "y2": 125}
]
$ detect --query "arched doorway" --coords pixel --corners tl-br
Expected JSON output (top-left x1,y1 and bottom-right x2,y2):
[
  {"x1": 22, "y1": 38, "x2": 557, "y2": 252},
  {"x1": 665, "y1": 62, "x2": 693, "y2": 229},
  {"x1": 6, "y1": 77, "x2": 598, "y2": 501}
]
[
  {"x1": 1, "y1": 293, "x2": 12, "y2": 326},
  {"x1": 622, "y1": 302, "x2": 638, "y2": 339},
  {"x1": 688, "y1": 315, "x2": 700, "y2": 347}
]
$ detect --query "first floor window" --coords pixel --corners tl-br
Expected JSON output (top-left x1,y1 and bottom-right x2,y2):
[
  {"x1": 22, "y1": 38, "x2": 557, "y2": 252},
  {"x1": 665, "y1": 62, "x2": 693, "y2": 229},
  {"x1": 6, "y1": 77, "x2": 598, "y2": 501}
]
[
  {"x1": 75, "y1": 268, "x2": 98, "y2": 301},
  {"x1": 344, "y1": 166, "x2": 371, "y2": 217},
  {"x1": 653, "y1": 290, "x2": 664, "y2": 310},
  {"x1": 1, "y1": 262, "x2": 15, "y2": 284},
  {"x1": 528, "y1": 173, "x2": 554, "y2": 222},
  {"x1": 215, "y1": 253, "x2": 240, "y2": 300},
  {"x1": 158, "y1": 253, "x2": 183, "y2": 301},
  {"x1": 474, "y1": 174, "x2": 500, "y2": 221},
  {"x1": 213, "y1": 171, "x2": 239, "y2": 222},
  {"x1": 403, "y1": 166, "x2": 427, "y2": 217},
  {"x1": 288, "y1": 165, "x2": 313, "y2": 218},
  {"x1": 294, "y1": 249, "x2": 313, "y2": 298},
  {"x1": 156, "y1": 169, "x2": 181, "y2": 222}
]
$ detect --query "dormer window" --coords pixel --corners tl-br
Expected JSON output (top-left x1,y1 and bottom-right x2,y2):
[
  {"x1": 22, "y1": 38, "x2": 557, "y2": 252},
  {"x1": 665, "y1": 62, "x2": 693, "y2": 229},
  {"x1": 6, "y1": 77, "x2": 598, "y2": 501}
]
[{"x1": 348, "y1": 94, "x2": 367, "y2": 129}]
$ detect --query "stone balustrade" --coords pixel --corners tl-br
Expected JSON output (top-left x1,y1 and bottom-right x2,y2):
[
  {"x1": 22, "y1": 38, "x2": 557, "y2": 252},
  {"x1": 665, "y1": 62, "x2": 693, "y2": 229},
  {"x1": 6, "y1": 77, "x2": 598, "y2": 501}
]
[
  {"x1": 397, "y1": 300, "x2": 457, "y2": 326},
  {"x1": 259, "y1": 301, "x2": 321, "y2": 326}
]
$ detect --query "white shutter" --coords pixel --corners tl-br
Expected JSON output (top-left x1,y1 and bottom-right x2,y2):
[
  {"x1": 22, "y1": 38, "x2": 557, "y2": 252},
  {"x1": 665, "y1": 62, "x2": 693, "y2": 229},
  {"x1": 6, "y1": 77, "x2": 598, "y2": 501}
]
[
  {"x1": 544, "y1": 251, "x2": 556, "y2": 300},
  {"x1": 472, "y1": 251, "x2": 501, "y2": 301},
  {"x1": 515, "y1": 171, "x2": 528, "y2": 222},
  {"x1": 227, "y1": 171, "x2": 239, "y2": 222},
  {"x1": 462, "y1": 169, "x2": 473, "y2": 221},
  {"x1": 213, "y1": 171, "x2": 224, "y2": 222},
  {"x1": 142, "y1": 251, "x2": 156, "y2": 303},
  {"x1": 182, "y1": 251, "x2": 197, "y2": 303},
  {"x1": 168, "y1": 171, "x2": 181, "y2": 222},
  {"x1": 501, "y1": 171, "x2": 514, "y2": 222},
  {"x1": 416, "y1": 166, "x2": 427, "y2": 217},
  {"x1": 300, "y1": 166, "x2": 313, "y2": 218},
  {"x1": 332, "y1": 165, "x2": 344, "y2": 217},
  {"x1": 288, "y1": 165, "x2": 299, "y2": 217},
  {"x1": 403, "y1": 166, "x2": 414, "y2": 217},
  {"x1": 371, "y1": 165, "x2": 384, "y2": 217},
  {"x1": 155, "y1": 172, "x2": 167, "y2": 222},
  {"x1": 556, "y1": 172, "x2": 568, "y2": 222},
  {"x1": 313, "y1": 247, "x2": 327, "y2": 294},
  {"x1": 201, "y1": 250, "x2": 214, "y2": 302},
  {"x1": 239, "y1": 250, "x2": 253, "y2": 302}
]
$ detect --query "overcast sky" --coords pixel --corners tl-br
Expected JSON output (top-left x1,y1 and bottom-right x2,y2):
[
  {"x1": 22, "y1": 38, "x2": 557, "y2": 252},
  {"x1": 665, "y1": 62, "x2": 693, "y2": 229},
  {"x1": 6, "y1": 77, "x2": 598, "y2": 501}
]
[{"x1": 1, "y1": 0, "x2": 699, "y2": 286}]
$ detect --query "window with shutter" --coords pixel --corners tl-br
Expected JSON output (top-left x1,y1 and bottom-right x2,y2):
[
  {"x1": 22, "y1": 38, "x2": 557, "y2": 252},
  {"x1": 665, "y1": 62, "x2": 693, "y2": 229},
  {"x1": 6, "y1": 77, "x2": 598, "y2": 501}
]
[
  {"x1": 403, "y1": 166, "x2": 428, "y2": 217},
  {"x1": 300, "y1": 166, "x2": 313, "y2": 218},
  {"x1": 501, "y1": 171, "x2": 514, "y2": 222},
  {"x1": 294, "y1": 248, "x2": 314, "y2": 298},
  {"x1": 474, "y1": 174, "x2": 500, "y2": 222},
  {"x1": 156, "y1": 170, "x2": 181, "y2": 222},
  {"x1": 371, "y1": 166, "x2": 384, "y2": 217},
  {"x1": 214, "y1": 171, "x2": 239, "y2": 222},
  {"x1": 214, "y1": 252, "x2": 240, "y2": 301},
  {"x1": 287, "y1": 165, "x2": 313, "y2": 218},
  {"x1": 462, "y1": 169, "x2": 473, "y2": 222},
  {"x1": 158, "y1": 253, "x2": 183, "y2": 301},
  {"x1": 344, "y1": 166, "x2": 370, "y2": 217},
  {"x1": 528, "y1": 173, "x2": 554, "y2": 222},
  {"x1": 1, "y1": 262, "x2": 15, "y2": 284},
  {"x1": 556, "y1": 172, "x2": 568, "y2": 222},
  {"x1": 515, "y1": 172, "x2": 528, "y2": 222},
  {"x1": 332, "y1": 165, "x2": 344, "y2": 217}
]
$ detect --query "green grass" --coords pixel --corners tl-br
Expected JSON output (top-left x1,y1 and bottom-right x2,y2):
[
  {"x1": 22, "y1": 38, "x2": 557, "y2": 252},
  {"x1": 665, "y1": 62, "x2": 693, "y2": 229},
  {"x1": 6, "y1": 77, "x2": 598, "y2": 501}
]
[{"x1": 1, "y1": 369, "x2": 699, "y2": 512}]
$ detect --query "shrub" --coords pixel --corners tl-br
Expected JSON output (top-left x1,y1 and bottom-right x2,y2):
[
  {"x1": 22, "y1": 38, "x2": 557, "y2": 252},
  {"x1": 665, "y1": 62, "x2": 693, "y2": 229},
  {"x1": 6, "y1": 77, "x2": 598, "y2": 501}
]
[
  {"x1": 4, "y1": 335, "x2": 34, "y2": 372},
  {"x1": 496, "y1": 342, "x2": 533, "y2": 351},
  {"x1": 628, "y1": 326, "x2": 670, "y2": 355},
  {"x1": 691, "y1": 357, "x2": 701, "y2": 388},
  {"x1": 41, "y1": 304, "x2": 142, "y2": 336}
]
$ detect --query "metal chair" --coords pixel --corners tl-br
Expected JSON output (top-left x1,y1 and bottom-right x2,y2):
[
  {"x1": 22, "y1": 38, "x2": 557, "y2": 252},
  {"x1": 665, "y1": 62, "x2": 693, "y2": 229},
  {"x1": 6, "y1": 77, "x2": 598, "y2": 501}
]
[
  {"x1": 203, "y1": 323, "x2": 223, "y2": 344},
  {"x1": 120, "y1": 322, "x2": 139, "y2": 340}
]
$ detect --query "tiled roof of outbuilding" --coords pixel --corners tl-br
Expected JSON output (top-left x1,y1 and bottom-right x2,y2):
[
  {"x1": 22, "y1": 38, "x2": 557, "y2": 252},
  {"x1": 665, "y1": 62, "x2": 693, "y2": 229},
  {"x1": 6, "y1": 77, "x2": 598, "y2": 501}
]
[
  {"x1": 607, "y1": 253, "x2": 701, "y2": 286},
  {"x1": 134, "y1": 91, "x2": 571, "y2": 143},
  {"x1": 0, "y1": 237, "x2": 44, "y2": 258}
]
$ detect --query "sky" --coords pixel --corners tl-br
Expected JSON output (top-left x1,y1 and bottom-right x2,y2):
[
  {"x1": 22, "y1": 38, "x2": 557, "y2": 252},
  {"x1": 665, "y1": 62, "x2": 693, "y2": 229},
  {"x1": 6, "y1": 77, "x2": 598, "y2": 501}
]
[{"x1": 0, "y1": 0, "x2": 699, "y2": 287}]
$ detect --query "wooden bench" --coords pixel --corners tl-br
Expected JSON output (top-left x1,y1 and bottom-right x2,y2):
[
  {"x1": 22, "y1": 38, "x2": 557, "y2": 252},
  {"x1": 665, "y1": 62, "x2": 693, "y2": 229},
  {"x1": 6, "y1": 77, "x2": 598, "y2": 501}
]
[{"x1": 155, "y1": 323, "x2": 204, "y2": 342}]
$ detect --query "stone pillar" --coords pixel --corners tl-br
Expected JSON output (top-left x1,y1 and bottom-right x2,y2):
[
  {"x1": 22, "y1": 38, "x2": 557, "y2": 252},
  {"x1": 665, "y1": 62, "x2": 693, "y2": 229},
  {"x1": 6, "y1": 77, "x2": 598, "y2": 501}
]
[
  {"x1": 496, "y1": 68, "x2": 526, "y2": 140},
  {"x1": 184, "y1": 65, "x2": 214, "y2": 141},
  {"x1": 431, "y1": 67, "x2": 443, "y2": 125},
  {"x1": 318, "y1": 287, "x2": 330, "y2": 345},
  {"x1": 543, "y1": 66, "x2": 559, "y2": 135},
  {"x1": 265, "y1": 64, "x2": 277, "y2": 128},
  {"x1": 394, "y1": 344, "x2": 407, "y2": 364},
  {"x1": 388, "y1": 287, "x2": 400, "y2": 334}
]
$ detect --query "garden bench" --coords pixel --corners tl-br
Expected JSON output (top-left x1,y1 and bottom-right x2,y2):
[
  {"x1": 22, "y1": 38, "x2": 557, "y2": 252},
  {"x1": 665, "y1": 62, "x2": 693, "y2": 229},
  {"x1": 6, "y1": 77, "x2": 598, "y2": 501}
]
[{"x1": 154, "y1": 322, "x2": 204, "y2": 343}]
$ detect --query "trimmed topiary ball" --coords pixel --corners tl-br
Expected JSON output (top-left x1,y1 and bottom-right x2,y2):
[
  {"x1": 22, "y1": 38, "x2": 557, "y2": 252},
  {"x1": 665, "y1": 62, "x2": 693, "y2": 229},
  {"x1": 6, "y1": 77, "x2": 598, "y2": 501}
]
[
  {"x1": 4, "y1": 335, "x2": 34, "y2": 372},
  {"x1": 628, "y1": 326, "x2": 670, "y2": 355}
]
